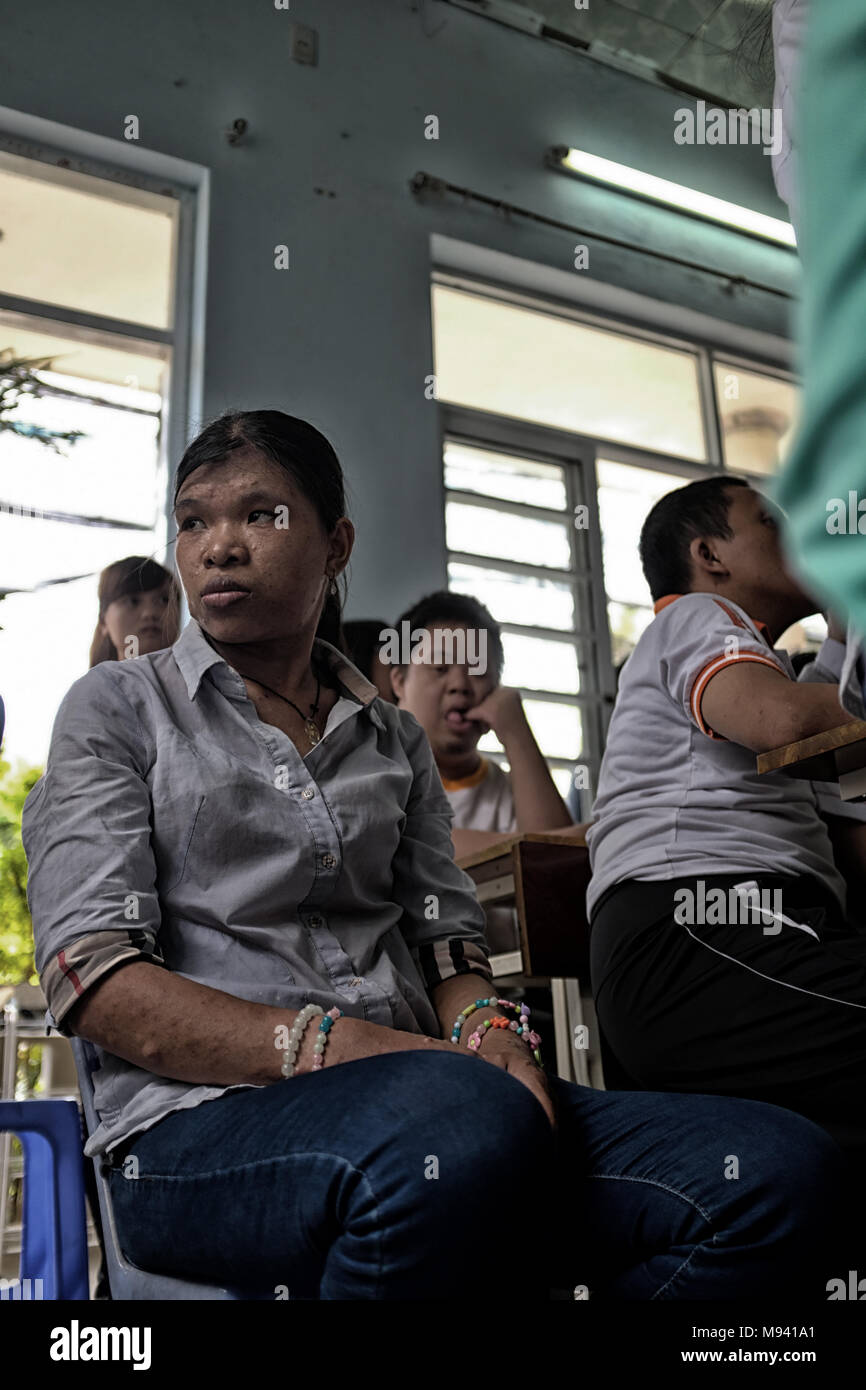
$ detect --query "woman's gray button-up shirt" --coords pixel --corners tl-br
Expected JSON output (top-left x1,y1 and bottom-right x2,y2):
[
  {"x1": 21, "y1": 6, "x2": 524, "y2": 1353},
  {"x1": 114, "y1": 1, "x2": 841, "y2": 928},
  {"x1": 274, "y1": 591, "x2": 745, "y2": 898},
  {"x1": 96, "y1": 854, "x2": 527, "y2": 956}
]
[{"x1": 21, "y1": 619, "x2": 492, "y2": 1157}]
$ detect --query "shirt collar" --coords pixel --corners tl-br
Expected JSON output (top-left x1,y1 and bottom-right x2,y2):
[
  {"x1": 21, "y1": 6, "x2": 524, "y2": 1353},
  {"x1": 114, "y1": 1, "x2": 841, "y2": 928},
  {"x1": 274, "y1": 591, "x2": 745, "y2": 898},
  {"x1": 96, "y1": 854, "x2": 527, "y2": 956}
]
[
  {"x1": 652, "y1": 592, "x2": 771, "y2": 640},
  {"x1": 172, "y1": 618, "x2": 380, "y2": 707}
]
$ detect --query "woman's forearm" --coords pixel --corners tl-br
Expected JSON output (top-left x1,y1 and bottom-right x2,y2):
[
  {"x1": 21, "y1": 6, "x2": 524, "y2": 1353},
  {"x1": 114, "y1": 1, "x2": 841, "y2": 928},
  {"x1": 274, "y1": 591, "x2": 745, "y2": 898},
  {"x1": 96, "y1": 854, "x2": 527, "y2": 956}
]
[
  {"x1": 67, "y1": 959, "x2": 459, "y2": 1085},
  {"x1": 67, "y1": 960, "x2": 298, "y2": 1085},
  {"x1": 430, "y1": 971, "x2": 501, "y2": 1045}
]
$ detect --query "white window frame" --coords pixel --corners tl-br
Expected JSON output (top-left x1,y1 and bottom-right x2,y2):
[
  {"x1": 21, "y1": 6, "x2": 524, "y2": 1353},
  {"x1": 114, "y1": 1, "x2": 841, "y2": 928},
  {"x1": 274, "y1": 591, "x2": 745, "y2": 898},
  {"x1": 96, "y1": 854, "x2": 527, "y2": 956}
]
[
  {"x1": 433, "y1": 264, "x2": 798, "y2": 788},
  {"x1": 442, "y1": 402, "x2": 613, "y2": 792},
  {"x1": 0, "y1": 105, "x2": 209, "y2": 562}
]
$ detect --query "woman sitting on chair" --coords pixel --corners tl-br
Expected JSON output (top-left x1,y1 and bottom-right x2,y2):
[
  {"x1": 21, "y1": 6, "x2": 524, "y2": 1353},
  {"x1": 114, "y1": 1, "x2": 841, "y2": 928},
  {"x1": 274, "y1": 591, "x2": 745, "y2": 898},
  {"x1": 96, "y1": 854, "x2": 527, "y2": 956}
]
[{"x1": 22, "y1": 410, "x2": 846, "y2": 1300}]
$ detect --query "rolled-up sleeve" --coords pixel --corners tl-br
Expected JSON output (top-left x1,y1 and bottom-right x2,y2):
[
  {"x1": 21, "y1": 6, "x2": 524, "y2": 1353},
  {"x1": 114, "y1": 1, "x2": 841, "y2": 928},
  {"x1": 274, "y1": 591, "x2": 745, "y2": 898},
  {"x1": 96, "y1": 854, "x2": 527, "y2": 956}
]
[
  {"x1": 21, "y1": 667, "x2": 164, "y2": 1037},
  {"x1": 390, "y1": 713, "x2": 493, "y2": 994},
  {"x1": 658, "y1": 595, "x2": 788, "y2": 741}
]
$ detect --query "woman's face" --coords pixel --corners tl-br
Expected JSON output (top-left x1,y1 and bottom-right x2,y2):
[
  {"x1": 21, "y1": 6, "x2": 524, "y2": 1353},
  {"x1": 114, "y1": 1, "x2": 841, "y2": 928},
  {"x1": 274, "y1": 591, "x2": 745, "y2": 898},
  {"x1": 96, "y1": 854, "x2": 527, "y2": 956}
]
[
  {"x1": 100, "y1": 578, "x2": 178, "y2": 658},
  {"x1": 173, "y1": 448, "x2": 353, "y2": 644}
]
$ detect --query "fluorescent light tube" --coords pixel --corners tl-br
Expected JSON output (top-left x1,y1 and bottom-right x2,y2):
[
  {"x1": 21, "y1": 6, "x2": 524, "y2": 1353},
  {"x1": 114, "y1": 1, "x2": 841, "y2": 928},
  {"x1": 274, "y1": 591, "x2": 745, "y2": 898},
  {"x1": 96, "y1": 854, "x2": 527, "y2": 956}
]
[{"x1": 552, "y1": 146, "x2": 796, "y2": 248}]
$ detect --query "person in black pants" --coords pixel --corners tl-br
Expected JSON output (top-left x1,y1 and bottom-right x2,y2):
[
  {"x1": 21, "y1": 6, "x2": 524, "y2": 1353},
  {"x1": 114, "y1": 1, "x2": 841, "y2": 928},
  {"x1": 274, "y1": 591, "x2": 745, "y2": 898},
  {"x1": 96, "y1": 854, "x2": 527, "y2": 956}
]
[{"x1": 587, "y1": 476, "x2": 866, "y2": 1182}]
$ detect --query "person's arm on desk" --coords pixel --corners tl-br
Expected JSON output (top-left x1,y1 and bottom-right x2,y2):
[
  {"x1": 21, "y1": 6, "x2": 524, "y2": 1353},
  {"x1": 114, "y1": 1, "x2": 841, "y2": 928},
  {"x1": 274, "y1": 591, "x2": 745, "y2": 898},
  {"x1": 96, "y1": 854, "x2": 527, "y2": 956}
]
[
  {"x1": 451, "y1": 826, "x2": 518, "y2": 861},
  {"x1": 700, "y1": 663, "x2": 857, "y2": 754}
]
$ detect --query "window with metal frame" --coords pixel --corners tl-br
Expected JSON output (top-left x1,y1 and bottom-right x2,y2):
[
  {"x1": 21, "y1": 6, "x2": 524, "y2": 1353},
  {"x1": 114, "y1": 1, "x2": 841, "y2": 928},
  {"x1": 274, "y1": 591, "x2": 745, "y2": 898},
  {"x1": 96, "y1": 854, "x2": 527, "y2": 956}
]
[
  {"x1": 0, "y1": 138, "x2": 198, "y2": 767},
  {"x1": 440, "y1": 406, "x2": 612, "y2": 806},
  {"x1": 432, "y1": 278, "x2": 806, "y2": 802}
]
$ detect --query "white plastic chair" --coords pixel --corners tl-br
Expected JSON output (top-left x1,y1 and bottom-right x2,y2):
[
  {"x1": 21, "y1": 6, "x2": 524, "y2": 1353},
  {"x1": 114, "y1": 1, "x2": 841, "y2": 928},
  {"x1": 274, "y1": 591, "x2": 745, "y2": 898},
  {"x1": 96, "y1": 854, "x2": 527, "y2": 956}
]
[{"x1": 71, "y1": 1037, "x2": 271, "y2": 1300}]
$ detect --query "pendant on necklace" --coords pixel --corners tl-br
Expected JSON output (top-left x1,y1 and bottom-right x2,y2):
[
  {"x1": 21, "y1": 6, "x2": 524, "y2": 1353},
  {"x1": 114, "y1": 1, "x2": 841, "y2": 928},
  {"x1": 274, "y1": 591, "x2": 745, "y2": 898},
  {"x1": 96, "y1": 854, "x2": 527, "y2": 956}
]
[{"x1": 305, "y1": 719, "x2": 321, "y2": 746}]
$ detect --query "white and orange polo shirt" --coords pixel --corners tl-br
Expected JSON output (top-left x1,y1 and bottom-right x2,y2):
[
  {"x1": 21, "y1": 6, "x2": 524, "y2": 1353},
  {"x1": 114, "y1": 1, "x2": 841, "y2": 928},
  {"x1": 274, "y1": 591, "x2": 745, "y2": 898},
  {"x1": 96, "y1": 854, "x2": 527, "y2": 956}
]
[
  {"x1": 441, "y1": 757, "x2": 517, "y2": 835},
  {"x1": 586, "y1": 591, "x2": 845, "y2": 916}
]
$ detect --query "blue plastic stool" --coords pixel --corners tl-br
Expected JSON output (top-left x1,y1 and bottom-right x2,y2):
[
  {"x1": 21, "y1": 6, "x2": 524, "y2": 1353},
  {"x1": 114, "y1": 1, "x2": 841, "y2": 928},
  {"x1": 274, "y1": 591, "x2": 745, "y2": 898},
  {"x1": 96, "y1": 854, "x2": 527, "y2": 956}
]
[{"x1": 0, "y1": 1098, "x2": 89, "y2": 1300}]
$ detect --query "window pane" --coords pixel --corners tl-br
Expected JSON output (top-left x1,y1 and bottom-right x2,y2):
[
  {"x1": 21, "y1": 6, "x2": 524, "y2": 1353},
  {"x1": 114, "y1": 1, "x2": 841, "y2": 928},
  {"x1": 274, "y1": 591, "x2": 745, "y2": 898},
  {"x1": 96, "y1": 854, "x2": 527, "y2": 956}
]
[
  {"x1": 448, "y1": 561, "x2": 575, "y2": 631},
  {"x1": 597, "y1": 459, "x2": 690, "y2": 608},
  {"x1": 478, "y1": 728, "x2": 505, "y2": 756},
  {"x1": 523, "y1": 699, "x2": 583, "y2": 760},
  {"x1": 714, "y1": 363, "x2": 799, "y2": 477},
  {"x1": 607, "y1": 601, "x2": 655, "y2": 668},
  {"x1": 0, "y1": 390, "x2": 161, "y2": 528},
  {"x1": 446, "y1": 500, "x2": 571, "y2": 569},
  {"x1": 444, "y1": 441, "x2": 567, "y2": 510},
  {"x1": 550, "y1": 766, "x2": 574, "y2": 799},
  {"x1": 0, "y1": 151, "x2": 176, "y2": 329},
  {"x1": 0, "y1": 512, "x2": 167, "y2": 768},
  {"x1": 502, "y1": 632, "x2": 580, "y2": 695},
  {"x1": 478, "y1": 700, "x2": 582, "y2": 760},
  {"x1": 0, "y1": 510, "x2": 158, "y2": 594},
  {"x1": 0, "y1": 562, "x2": 175, "y2": 770},
  {"x1": 433, "y1": 286, "x2": 706, "y2": 460},
  {"x1": 1, "y1": 319, "x2": 167, "y2": 394}
]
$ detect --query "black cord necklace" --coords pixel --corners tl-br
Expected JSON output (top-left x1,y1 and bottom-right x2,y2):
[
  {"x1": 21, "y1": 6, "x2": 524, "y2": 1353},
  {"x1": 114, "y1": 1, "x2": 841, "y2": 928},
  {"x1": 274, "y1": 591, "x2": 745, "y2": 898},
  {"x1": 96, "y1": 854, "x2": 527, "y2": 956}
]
[{"x1": 237, "y1": 669, "x2": 323, "y2": 745}]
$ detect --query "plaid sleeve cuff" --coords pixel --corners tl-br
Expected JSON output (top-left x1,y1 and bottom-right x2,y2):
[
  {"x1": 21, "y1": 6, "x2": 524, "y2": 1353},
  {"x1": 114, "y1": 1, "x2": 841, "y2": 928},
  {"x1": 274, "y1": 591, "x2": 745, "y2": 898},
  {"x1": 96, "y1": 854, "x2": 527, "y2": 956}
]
[
  {"x1": 41, "y1": 929, "x2": 165, "y2": 1037},
  {"x1": 413, "y1": 937, "x2": 493, "y2": 994}
]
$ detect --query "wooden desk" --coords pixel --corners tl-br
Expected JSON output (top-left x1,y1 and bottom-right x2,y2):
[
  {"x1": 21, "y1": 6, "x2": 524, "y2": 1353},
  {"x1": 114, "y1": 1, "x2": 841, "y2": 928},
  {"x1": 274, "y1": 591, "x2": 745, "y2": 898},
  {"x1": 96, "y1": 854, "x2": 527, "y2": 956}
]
[
  {"x1": 456, "y1": 827, "x2": 590, "y2": 978},
  {"x1": 757, "y1": 719, "x2": 866, "y2": 799},
  {"x1": 454, "y1": 826, "x2": 602, "y2": 1086}
]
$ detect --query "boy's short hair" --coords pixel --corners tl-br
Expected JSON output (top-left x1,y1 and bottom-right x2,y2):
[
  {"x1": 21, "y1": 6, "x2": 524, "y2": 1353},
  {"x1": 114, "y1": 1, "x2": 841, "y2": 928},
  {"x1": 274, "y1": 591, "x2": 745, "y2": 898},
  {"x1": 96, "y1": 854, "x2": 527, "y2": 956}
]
[
  {"x1": 639, "y1": 476, "x2": 751, "y2": 602},
  {"x1": 394, "y1": 590, "x2": 504, "y2": 683}
]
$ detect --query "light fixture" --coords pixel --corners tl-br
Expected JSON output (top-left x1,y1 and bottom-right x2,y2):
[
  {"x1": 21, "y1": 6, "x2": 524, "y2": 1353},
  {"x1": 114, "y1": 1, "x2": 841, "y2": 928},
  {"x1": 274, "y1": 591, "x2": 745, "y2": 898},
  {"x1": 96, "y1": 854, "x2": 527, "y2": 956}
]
[{"x1": 548, "y1": 146, "x2": 797, "y2": 248}]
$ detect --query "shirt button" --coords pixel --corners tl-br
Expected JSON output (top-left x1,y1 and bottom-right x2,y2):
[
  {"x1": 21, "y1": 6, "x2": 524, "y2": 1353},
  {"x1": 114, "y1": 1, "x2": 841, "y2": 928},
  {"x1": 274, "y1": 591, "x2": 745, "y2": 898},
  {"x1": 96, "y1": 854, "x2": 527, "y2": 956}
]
[
  {"x1": 301, "y1": 786, "x2": 315, "y2": 800},
  {"x1": 321, "y1": 853, "x2": 337, "y2": 869}
]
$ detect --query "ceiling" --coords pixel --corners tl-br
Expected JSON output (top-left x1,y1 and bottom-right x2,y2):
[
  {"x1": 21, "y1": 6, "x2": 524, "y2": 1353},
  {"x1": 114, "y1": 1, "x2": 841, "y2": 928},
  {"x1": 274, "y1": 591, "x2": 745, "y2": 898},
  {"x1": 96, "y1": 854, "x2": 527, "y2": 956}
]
[{"x1": 452, "y1": 0, "x2": 776, "y2": 107}]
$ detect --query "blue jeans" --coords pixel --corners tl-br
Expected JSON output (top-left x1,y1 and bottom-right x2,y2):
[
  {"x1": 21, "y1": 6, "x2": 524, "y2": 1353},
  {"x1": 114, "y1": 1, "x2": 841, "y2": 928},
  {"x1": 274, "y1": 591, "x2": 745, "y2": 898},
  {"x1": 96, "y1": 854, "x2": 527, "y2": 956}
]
[{"x1": 108, "y1": 1052, "x2": 844, "y2": 1300}]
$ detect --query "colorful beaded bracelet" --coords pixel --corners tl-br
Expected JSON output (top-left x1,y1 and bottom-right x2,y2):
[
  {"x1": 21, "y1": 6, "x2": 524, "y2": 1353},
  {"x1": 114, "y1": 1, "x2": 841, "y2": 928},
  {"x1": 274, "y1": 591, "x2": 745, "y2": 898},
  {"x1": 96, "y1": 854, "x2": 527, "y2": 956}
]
[
  {"x1": 451, "y1": 996, "x2": 532, "y2": 1044},
  {"x1": 467, "y1": 1013, "x2": 543, "y2": 1065},
  {"x1": 281, "y1": 1003, "x2": 323, "y2": 1079},
  {"x1": 311, "y1": 1007, "x2": 344, "y2": 1071},
  {"x1": 467, "y1": 1014, "x2": 511, "y2": 1050}
]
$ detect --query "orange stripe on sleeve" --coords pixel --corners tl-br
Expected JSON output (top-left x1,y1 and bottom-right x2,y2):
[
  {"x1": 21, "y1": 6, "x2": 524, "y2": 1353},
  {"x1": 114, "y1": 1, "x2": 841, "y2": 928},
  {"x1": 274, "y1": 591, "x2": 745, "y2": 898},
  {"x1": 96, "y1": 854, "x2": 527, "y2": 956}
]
[
  {"x1": 690, "y1": 653, "x2": 788, "y2": 740},
  {"x1": 711, "y1": 599, "x2": 749, "y2": 631}
]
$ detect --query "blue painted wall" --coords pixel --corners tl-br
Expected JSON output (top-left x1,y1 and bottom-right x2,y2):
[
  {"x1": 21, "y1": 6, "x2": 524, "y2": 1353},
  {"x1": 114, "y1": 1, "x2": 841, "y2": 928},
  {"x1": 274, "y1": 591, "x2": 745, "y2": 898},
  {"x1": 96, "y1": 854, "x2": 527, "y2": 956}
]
[{"x1": 0, "y1": 0, "x2": 795, "y2": 619}]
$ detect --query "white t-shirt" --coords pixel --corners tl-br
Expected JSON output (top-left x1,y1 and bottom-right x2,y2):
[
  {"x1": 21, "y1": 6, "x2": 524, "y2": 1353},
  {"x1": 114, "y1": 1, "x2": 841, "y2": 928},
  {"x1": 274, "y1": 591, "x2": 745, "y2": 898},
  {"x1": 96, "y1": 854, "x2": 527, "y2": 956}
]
[
  {"x1": 444, "y1": 758, "x2": 518, "y2": 953},
  {"x1": 586, "y1": 592, "x2": 844, "y2": 916},
  {"x1": 443, "y1": 757, "x2": 517, "y2": 835}
]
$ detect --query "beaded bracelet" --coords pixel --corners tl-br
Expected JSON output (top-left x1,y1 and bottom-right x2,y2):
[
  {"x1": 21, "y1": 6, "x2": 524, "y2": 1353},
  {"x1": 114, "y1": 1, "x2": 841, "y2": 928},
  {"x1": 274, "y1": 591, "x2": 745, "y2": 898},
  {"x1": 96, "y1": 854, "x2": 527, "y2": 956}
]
[
  {"x1": 311, "y1": 1007, "x2": 344, "y2": 1071},
  {"x1": 468, "y1": 1013, "x2": 543, "y2": 1066},
  {"x1": 281, "y1": 1003, "x2": 324, "y2": 1078},
  {"x1": 451, "y1": 996, "x2": 532, "y2": 1044},
  {"x1": 467, "y1": 1014, "x2": 511, "y2": 1050}
]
